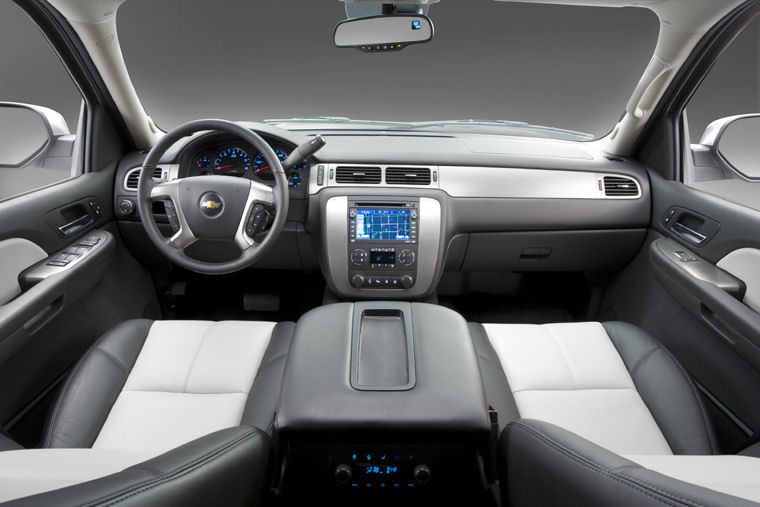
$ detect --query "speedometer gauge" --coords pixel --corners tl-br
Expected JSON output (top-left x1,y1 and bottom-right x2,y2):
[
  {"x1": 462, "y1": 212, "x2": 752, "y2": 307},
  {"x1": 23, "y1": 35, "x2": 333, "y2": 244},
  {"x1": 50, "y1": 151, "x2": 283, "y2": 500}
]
[
  {"x1": 214, "y1": 147, "x2": 251, "y2": 176},
  {"x1": 253, "y1": 148, "x2": 288, "y2": 180}
]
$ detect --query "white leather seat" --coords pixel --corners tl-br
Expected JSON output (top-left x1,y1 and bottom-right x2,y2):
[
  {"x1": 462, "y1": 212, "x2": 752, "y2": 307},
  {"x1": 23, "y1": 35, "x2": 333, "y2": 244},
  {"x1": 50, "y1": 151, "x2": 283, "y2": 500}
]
[
  {"x1": 473, "y1": 321, "x2": 760, "y2": 506},
  {"x1": 0, "y1": 319, "x2": 293, "y2": 506}
]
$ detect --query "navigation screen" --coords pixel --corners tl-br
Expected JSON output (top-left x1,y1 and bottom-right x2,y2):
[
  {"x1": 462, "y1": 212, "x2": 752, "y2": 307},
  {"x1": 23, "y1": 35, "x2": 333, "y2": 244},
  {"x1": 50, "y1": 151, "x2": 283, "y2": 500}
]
[{"x1": 356, "y1": 209, "x2": 410, "y2": 241}]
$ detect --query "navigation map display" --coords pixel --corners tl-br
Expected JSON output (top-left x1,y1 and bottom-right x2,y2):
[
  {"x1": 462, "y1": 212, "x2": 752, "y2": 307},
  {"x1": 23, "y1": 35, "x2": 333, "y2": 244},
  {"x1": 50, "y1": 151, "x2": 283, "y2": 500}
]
[{"x1": 355, "y1": 209, "x2": 411, "y2": 241}]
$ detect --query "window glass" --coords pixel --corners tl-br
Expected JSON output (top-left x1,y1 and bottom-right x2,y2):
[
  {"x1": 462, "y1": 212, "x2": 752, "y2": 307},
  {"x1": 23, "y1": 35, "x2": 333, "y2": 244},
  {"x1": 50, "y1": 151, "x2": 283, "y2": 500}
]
[{"x1": 117, "y1": 0, "x2": 659, "y2": 140}]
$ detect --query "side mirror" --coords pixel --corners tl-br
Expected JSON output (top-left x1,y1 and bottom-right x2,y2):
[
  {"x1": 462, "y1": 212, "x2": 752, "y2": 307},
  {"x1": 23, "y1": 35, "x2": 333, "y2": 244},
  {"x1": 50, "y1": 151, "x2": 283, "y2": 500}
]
[
  {"x1": 0, "y1": 102, "x2": 71, "y2": 168},
  {"x1": 333, "y1": 14, "x2": 434, "y2": 52},
  {"x1": 699, "y1": 114, "x2": 760, "y2": 179}
]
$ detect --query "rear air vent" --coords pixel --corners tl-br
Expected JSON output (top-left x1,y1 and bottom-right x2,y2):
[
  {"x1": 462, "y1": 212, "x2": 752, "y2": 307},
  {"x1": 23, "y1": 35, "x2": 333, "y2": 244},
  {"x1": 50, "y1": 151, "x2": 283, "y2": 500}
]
[
  {"x1": 124, "y1": 167, "x2": 164, "y2": 191},
  {"x1": 335, "y1": 166, "x2": 381, "y2": 184},
  {"x1": 603, "y1": 176, "x2": 640, "y2": 197},
  {"x1": 385, "y1": 167, "x2": 431, "y2": 185}
]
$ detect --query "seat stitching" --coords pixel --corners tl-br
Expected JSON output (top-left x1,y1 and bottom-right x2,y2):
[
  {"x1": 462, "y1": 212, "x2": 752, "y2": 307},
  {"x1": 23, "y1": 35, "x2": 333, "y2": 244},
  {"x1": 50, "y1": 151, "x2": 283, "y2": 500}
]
[
  {"x1": 183, "y1": 323, "x2": 213, "y2": 393},
  {"x1": 120, "y1": 389, "x2": 248, "y2": 395},
  {"x1": 543, "y1": 325, "x2": 577, "y2": 390},
  {"x1": 94, "y1": 348, "x2": 129, "y2": 375},
  {"x1": 629, "y1": 346, "x2": 660, "y2": 377}
]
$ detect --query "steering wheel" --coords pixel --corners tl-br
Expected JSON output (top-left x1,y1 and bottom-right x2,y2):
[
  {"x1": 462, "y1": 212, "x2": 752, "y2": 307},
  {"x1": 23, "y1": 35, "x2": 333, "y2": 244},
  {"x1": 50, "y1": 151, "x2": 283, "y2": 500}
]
[{"x1": 137, "y1": 119, "x2": 289, "y2": 275}]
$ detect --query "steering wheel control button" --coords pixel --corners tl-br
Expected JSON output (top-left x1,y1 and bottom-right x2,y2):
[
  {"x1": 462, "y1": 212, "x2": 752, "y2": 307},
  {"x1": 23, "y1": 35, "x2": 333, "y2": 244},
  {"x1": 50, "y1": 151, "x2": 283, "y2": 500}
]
[
  {"x1": 351, "y1": 249, "x2": 368, "y2": 265},
  {"x1": 199, "y1": 192, "x2": 224, "y2": 217},
  {"x1": 163, "y1": 201, "x2": 181, "y2": 232}
]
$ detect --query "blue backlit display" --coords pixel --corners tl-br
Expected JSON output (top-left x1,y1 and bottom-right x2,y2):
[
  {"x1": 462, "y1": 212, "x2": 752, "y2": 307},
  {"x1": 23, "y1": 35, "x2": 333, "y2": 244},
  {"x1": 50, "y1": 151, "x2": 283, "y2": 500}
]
[
  {"x1": 356, "y1": 209, "x2": 410, "y2": 241},
  {"x1": 412, "y1": 20, "x2": 421, "y2": 30},
  {"x1": 365, "y1": 465, "x2": 399, "y2": 475}
]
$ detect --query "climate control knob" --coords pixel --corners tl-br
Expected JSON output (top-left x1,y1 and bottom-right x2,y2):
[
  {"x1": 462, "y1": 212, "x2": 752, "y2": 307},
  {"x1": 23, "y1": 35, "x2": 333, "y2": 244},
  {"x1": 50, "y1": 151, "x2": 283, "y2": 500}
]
[
  {"x1": 351, "y1": 249, "x2": 368, "y2": 265},
  {"x1": 351, "y1": 274, "x2": 365, "y2": 288},
  {"x1": 400, "y1": 275, "x2": 414, "y2": 289},
  {"x1": 413, "y1": 464, "x2": 431, "y2": 484},
  {"x1": 335, "y1": 464, "x2": 352, "y2": 484},
  {"x1": 398, "y1": 249, "x2": 415, "y2": 265}
]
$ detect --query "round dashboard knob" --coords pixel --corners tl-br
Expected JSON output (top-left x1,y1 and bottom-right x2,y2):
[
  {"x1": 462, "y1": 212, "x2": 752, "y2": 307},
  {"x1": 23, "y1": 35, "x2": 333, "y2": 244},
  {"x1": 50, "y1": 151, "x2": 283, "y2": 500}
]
[
  {"x1": 398, "y1": 249, "x2": 415, "y2": 265},
  {"x1": 351, "y1": 249, "x2": 368, "y2": 265},
  {"x1": 413, "y1": 464, "x2": 431, "y2": 484},
  {"x1": 351, "y1": 274, "x2": 365, "y2": 288},
  {"x1": 335, "y1": 464, "x2": 352, "y2": 484},
  {"x1": 400, "y1": 275, "x2": 414, "y2": 289},
  {"x1": 118, "y1": 199, "x2": 135, "y2": 216}
]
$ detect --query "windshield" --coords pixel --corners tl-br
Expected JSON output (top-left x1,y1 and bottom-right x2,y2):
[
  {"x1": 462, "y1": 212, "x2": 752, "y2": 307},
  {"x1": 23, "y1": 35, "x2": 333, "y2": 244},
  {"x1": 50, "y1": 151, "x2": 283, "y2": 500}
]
[{"x1": 117, "y1": 0, "x2": 658, "y2": 140}]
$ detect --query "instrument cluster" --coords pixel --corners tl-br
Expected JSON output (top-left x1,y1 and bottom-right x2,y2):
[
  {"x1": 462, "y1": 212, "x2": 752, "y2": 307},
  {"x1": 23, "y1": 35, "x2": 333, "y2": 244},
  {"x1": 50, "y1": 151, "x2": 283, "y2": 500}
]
[{"x1": 190, "y1": 143, "x2": 308, "y2": 188}]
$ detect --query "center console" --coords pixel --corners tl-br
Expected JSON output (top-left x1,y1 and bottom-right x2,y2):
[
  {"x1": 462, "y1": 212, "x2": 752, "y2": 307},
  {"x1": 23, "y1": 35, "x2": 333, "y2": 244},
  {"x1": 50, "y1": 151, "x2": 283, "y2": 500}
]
[
  {"x1": 275, "y1": 302, "x2": 494, "y2": 498},
  {"x1": 322, "y1": 196, "x2": 443, "y2": 299}
]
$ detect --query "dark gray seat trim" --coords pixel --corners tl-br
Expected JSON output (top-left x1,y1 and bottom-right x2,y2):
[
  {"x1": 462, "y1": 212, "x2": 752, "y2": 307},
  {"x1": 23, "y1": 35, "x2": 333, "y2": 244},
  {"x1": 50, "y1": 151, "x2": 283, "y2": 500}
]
[
  {"x1": 468, "y1": 323, "x2": 520, "y2": 431},
  {"x1": 5, "y1": 426, "x2": 271, "y2": 507},
  {"x1": 242, "y1": 321, "x2": 296, "y2": 435},
  {"x1": 502, "y1": 419, "x2": 754, "y2": 507},
  {"x1": 603, "y1": 321, "x2": 719, "y2": 455},
  {"x1": 43, "y1": 319, "x2": 154, "y2": 449}
]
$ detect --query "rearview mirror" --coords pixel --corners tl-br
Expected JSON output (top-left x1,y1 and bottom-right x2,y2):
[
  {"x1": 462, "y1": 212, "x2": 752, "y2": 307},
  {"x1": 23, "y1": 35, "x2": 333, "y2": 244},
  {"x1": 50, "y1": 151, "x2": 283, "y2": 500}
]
[{"x1": 334, "y1": 15, "x2": 434, "y2": 52}]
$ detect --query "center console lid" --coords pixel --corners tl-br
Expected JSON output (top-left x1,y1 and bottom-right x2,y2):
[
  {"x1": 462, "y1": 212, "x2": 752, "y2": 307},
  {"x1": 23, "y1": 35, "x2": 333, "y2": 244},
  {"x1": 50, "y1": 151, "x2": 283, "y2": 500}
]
[{"x1": 278, "y1": 302, "x2": 489, "y2": 438}]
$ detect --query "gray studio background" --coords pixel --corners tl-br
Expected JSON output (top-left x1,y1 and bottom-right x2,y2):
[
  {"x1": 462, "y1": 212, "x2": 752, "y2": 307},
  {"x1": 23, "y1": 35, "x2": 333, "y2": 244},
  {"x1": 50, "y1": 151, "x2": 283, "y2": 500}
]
[{"x1": 0, "y1": 0, "x2": 758, "y2": 143}]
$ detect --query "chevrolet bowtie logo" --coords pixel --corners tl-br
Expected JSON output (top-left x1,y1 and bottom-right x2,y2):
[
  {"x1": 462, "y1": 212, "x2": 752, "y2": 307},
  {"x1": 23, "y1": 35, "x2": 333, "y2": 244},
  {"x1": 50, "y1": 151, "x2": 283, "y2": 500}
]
[
  {"x1": 199, "y1": 192, "x2": 224, "y2": 217},
  {"x1": 201, "y1": 200, "x2": 221, "y2": 209}
]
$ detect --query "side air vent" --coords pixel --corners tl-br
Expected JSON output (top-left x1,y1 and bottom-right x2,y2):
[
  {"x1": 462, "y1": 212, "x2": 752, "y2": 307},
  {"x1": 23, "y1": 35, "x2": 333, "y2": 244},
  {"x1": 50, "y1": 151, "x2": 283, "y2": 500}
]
[
  {"x1": 124, "y1": 167, "x2": 164, "y2": 191},
  {"x1": 335, "y1": 166, "x2": 381, "y2": 184},
  {"x1": 603, "y1": 176, "x2": 640, "y2": 197},
  {"x1": 385, "y1": 167, "x2": 431, "y2": 185}
]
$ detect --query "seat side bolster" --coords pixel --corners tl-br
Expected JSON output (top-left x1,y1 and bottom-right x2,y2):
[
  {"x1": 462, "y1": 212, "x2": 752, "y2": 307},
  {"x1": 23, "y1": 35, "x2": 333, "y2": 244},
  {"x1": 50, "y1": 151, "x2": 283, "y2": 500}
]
[
  {"x1": 241, "y1": 321, "x2": 296, "y2": 435},
  {"x1": 468, "y1": 323, "x2": 520, "y2": 431},
  {"x1": 503, "y1": 420, "x2": 755, "y2": 507},
  {"x1": 43, "y1": 319, "x2": 154, "y2": 448},
  {"x1": 4, "y1": 426, "x2": 271, "y2": 507},
  {"x1": 603, "y1": 321, "x2": 719, "y2": 455}
]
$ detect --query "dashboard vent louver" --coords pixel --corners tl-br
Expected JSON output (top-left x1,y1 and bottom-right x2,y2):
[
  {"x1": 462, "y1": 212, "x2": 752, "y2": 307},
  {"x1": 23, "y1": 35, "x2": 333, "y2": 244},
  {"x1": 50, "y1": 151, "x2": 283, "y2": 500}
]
[
  {"x1": 125, "y1": 167, "x2": 164, "y2": 191},
  {"x1": 603, "y1": 176, "x2": 639, "y2": 197},
  {"x1": 335, "y1": 166, "x2": 381, "y2": 184},
  {"x1": 385, "y1": 167, "x2": 431, "y2": 185}
]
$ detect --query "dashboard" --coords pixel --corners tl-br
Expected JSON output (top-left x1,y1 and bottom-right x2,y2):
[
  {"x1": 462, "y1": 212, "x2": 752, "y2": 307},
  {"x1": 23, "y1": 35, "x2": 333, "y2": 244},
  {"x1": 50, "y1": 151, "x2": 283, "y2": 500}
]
[{"x1": 113, "y1": 123, "x2": 652, "y2": 300}]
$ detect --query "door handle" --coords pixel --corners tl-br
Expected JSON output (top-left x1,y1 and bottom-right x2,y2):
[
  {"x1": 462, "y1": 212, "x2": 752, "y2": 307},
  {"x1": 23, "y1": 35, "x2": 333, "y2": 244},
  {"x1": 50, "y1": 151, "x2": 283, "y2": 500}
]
[
  {"x1": 672, "y1": 222, "x2": 707, "y2": 245},
  {"x1": 58, "y1": 214, "x2": 93, "y2": 235}
]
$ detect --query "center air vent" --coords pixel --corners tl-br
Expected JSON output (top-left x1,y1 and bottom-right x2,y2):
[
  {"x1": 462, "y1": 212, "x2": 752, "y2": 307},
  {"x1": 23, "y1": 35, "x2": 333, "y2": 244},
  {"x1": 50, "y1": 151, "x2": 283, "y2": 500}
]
[
  {"x1": 603, "y1": 176, "x2": 639, "y2": 197},
  {"x1": 336, "y1": 166, "x2": 381, "y2": 184},
  {"x1": 124, "y1": 167, "x2": 165, "y2": 190},
  {"x1": 385, "y1": 167, "x2": 431, "y2": 185}
]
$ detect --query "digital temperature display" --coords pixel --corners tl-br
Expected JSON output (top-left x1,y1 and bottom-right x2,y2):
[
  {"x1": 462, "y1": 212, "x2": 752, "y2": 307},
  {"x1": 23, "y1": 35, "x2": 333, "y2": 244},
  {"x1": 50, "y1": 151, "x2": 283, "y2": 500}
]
[{"x1": 363, "y1": 465, "x2": 400, "y2": 476}]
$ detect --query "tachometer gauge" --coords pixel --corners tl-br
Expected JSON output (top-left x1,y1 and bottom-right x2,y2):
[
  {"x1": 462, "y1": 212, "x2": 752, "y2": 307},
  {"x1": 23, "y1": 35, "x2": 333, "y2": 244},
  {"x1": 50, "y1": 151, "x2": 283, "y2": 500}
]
[
  {"x1": 288, "y1": 171, "x2": 302, "y2": 187},
  {"x1": 253, "y1": 148, "x2": 288, "y2": 180},
  {"x1": 214, "y1": 147, "x2": 251, "y2": 176},
  {"x1": 196, "y1": 155, "x2": 211, "y2": 169}
]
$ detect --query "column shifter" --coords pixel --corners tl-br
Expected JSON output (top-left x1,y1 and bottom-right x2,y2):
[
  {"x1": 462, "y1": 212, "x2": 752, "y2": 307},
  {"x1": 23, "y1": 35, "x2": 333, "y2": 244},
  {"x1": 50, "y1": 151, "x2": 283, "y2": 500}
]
[{"x1": 282, "y1": 135, "x2": 326, "y2": 170}]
